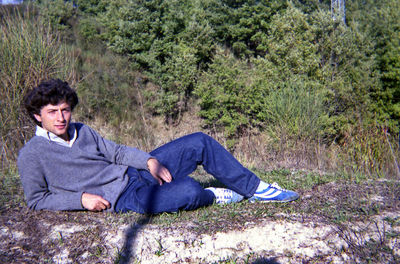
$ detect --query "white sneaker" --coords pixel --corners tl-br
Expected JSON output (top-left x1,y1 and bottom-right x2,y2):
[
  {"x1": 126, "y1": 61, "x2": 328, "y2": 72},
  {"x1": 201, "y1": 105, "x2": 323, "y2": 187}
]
[{"x1": 205, "y1": 187, "x2": 244, "y2": 204}]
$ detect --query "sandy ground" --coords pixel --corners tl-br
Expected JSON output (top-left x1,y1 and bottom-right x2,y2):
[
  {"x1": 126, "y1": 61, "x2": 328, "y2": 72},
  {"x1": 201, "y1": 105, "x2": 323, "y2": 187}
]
[
  {"x1": 1, "y1": 180, "x2": 399, "y2": 263},
  {"x1": 1, "y1": 210, "x2": 398, "y2": 263},
  {"x1": 46, "y1": 212, "x2": 397, "y2": 263}
]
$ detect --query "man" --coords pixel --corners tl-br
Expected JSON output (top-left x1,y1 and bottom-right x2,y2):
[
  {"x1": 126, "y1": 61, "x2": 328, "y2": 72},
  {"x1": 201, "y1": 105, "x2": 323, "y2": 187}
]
[{"x1": 18, "y1": 79, "x2": 299, "y2": 214}]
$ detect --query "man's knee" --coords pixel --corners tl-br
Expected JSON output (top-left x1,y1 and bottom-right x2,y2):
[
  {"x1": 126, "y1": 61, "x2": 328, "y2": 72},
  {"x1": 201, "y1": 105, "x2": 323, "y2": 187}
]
[
  {"x1": 185, "y1": 132, "x2": 212, "y2": 146},
  {"x1": 177, "y1": 179, "x2": 209, "y2": 208},
  {"x1": 178, "y1": 178, "x2": 203, "y2": 198}
]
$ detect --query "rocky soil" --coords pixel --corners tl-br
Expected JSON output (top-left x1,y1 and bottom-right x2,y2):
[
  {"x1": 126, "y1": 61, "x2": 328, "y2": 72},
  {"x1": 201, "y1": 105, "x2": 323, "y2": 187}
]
[{"x1": 1, "y1": 180, "x2": 399, "y2": 263}]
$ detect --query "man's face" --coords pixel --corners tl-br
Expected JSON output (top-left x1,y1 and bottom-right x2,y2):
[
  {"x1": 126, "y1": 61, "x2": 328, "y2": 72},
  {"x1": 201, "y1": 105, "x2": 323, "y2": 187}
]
[{"x1": 34, "y1": 101, "x2": 72, "y2": 141}]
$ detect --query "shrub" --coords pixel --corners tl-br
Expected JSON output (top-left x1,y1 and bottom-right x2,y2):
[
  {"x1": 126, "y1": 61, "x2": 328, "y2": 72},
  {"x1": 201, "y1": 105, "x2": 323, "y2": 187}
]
[
  {"x1": 77, "y1": 17, "x2": 102, "y2": 47},
  {"x1": 99, "y1": 0, "x2": 218, "y2": 121},
  {"x1": 262, "y1": 78, "x2": 328, "y2": 143},
  {"x1": 195, "y1": 48, "x2": 328, "y2": 147},
  {"x1": 151, "y1": 42, "x2": 200, "y2": 122},
  {"x1": 35, "y1": 0, "x2": 76, "y2": 31},
  {"x1": 195, "y1": 49, "x2": 263, "y2": 143}
]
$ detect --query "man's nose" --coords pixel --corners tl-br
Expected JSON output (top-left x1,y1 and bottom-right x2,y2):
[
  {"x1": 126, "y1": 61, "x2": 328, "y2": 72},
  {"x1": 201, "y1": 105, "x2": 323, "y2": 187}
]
[{"x1": 56, "y1": 110, "x2": 65, "y2": 121}]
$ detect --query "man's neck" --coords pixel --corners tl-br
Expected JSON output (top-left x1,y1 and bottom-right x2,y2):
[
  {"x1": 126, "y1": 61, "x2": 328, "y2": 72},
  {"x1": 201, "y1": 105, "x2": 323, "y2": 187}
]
[{"x1": 35, "y1": 124, "x2": 77, "y2": 147}]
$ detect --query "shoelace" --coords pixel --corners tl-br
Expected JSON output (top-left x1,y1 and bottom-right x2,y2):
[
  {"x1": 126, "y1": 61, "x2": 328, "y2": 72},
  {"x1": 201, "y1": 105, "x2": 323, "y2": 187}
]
[{"x1": 269, "y1": 182, "x2": 288, "y2": 191}]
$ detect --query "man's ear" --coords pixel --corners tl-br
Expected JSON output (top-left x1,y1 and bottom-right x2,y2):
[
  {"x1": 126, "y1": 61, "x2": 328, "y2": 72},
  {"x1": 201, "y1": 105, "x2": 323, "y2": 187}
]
[{"x1": 33, "y1": 113, "x2": 42, "y2": 123}]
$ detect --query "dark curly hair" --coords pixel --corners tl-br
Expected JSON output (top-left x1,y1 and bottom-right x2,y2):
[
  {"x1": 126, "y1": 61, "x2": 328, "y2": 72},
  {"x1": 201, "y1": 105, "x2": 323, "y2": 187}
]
[{"x1": 24, "y1": 79, "x2": 79, "y2": 125}]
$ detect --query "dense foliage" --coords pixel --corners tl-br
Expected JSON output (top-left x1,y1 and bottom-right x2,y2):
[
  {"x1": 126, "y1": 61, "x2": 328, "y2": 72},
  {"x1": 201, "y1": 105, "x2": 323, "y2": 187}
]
[
  {"x1": 2, "y1": 0, "x2": 398, "y2": 175},
  {"x1": 59, "y1": 0, "x2": 398, "y2": 140}
]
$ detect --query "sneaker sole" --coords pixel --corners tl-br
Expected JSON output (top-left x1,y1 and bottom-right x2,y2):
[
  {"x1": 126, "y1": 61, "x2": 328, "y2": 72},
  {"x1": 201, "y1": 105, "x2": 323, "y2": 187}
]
[{"x1": 249, "y1": 195, "x2": 299, "y2": 203}]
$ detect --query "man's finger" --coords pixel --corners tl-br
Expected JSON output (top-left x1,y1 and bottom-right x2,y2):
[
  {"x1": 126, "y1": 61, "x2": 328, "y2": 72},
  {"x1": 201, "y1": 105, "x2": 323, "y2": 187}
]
[
  {"x1": 98, "y1": 197, "x2": 111, "y2": 208},
  {"x1": 157, "y1": 177, "x2": 163, "y2": 185},
  {"x1": 157, "y1": 165, "x2": 172, "y2": 182},
  {"x1": 94, "y1": 200, "x2": 108, "y2": 211},
  {"x1": 160, "y1": 169, "x2": 172, "y2": 182},
  {"x1": 82, "y1": 193, "x2": 111, "y2": 211},
  {"x1": 98, "y1": 202, "x2": 107, "y2": 211},
  {"x1": 148, "y1": 158, "x2": 173, "y2": 185}
]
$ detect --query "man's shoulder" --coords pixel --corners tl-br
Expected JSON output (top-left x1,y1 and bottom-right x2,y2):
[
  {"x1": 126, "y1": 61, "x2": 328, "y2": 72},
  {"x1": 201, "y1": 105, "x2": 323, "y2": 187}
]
[
  {"x1": 73, "y1": 122, "x2": 98, "y2": 138},
  {"x1": 18, "y1": 136, "x2": 46, "y2": 160},
  {"x1": 21, "y1": 135, "x2": 45, "y2": 148},
  {"x1": 72, "y1": 122, "x2": 85, "y2": 130},
  {"x1": 73, "y1": 122, "x2": 97, "y2": 132}
]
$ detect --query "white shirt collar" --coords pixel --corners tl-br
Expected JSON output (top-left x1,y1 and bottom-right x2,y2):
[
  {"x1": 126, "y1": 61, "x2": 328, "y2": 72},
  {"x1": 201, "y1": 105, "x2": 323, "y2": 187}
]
[{"x1": 35, "y1": 123, "x2": 77, "y2": 147}]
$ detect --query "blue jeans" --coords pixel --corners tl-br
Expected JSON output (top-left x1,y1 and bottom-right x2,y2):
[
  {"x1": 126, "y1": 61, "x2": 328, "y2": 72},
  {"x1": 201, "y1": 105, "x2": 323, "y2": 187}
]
[{"x1": 115, "y1": 132, "x2": 260, "y2": 214}]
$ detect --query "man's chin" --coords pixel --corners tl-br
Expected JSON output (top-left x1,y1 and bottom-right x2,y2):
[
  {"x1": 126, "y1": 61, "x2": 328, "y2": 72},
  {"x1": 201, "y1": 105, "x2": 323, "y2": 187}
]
[{"x1": 53, "y1": 128, "x2": 69, "y2": 139}]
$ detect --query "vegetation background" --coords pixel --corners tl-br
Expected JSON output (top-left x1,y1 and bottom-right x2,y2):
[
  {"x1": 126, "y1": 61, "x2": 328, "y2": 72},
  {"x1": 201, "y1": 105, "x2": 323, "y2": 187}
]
[
  {"x1": 1, "y1": 0, "x2": 399, "y2": 176},
  {"x1": 0, "y1": 0, "x2": 399, "y2": 263}
]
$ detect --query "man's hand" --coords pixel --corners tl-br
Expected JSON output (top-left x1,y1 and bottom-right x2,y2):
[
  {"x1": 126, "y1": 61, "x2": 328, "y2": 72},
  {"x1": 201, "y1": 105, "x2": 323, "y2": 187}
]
[
  {"x1": 81, "y1": 193, "x2": 111, "y2": 212},
  {"x1": 147, "y1": 158, "x2": 172, "y2": 185}
]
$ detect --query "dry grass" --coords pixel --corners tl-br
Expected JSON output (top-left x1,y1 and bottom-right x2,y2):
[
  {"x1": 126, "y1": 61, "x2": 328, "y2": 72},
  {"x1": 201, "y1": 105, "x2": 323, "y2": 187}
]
[
  {"x1": 84, "y1": 106, "x2": 400, "y2": 182},
  {"x1": 0, "y1": 4, "x2": 77, "y2": 168}
]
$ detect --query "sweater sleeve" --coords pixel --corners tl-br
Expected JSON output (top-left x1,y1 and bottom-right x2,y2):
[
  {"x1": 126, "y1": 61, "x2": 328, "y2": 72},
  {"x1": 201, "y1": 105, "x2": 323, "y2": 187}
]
[
  {"x1": 87, "y1": 125, "x2": 153, "y2": 170},
  {"x1": 17, "y1": 149, "x2": 84, "y2": 211}
]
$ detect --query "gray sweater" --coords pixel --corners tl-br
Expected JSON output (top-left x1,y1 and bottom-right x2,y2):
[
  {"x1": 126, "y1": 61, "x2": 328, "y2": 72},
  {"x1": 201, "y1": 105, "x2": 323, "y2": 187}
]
[{"x1": 17, "y1": 123, "x2": 152, "y2": 211}]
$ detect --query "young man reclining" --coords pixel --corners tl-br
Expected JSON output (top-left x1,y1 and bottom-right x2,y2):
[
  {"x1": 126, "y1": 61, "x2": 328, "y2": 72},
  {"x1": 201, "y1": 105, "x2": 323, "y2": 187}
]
[{"x1": 18, "y1": 79, "x2": 299, "y2": 214}]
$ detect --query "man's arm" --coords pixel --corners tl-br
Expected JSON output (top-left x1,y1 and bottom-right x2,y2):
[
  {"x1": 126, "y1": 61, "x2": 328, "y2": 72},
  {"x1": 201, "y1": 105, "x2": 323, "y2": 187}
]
[
  {"x1": 18, "y1": 149, "x2": 84, "y2": 211},
  {"x1": 19, "y1": 157, "x2": 111, "y2": 211},
  {"x1": 88, "y1": 126, "x2": 153, "y2": 170},
  {"x1": 88, "y1": 125, "x2": 174, "y2": 184}
]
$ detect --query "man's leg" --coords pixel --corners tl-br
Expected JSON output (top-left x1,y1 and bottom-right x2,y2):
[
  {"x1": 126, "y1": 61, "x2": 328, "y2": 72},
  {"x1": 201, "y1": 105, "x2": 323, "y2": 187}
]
[
  {"x1": 115, "y1": 167, "x2": 215, "y2": 214},
  {"x1": 115, "y1": 132, "x2": 298, "y2": 214},
  {"x1": 150, "y1": 132, "x2": 260, "y2": 197},
  {"x1": 151, "y1": 132, "x2": 299, "y2": 204}
]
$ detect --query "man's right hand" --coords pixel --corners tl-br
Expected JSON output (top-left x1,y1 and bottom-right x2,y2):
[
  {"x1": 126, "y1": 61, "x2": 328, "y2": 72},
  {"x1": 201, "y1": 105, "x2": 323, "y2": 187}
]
[
  {"x1": 147, "y1": 158, "x2": 173, "y2": 185},
  {"x1": 81, "y1": 193, "x2": 111, "y2": 212}
]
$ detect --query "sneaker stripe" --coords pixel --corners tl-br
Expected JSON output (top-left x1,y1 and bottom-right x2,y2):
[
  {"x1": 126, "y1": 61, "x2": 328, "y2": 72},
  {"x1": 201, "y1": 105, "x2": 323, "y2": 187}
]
[
  {"x1": 254, "y1": 190, "x2": 282, "y2": 199},
  {"x1": 254, "y1": 188, "x2": 275, "y2": 195},
  {"x1": 261, "y1": 190, "x2": 282, "y2": 199}
]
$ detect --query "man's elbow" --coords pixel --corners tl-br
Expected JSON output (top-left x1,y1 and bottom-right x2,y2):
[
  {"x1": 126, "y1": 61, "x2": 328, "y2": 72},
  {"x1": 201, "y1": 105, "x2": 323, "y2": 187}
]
[{"x1": 26, "y1": 199, "x2": 40, "y2": 210}]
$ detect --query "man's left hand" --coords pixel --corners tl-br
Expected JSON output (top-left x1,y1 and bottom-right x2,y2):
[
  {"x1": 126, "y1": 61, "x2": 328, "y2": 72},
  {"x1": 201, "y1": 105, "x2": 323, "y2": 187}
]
[{"x1": 147, "y1": 158, "x2": 173, "y2": 185}]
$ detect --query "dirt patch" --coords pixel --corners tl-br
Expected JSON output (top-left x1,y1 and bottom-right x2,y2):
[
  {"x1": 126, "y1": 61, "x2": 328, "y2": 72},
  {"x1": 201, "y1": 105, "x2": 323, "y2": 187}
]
[{"x1": 0, "y1": 180, "x2": 399, "y2": 263}]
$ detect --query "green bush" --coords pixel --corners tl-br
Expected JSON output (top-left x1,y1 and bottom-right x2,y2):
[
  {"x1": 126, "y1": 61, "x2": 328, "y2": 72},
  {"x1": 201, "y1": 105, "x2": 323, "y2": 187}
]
[
  {"x1": 76, "y1": 0, "x2": 108, "y2": 15},
  {"x1": 226, "y1": 0, "x2": 287, "y2": 57},
  {"x1": 262, "y1": 78, "x2": 328, "y2": 142},
  {"x1": 74, "y1": 47, "x2": 149, "y2": 142},
  {"x1": 311, "y1": 9, "x2": 380, "y2": 138},
  {"x1": 259, "y1": 3, "x2": 319, "y2": 77},
  {"x1": 195, "y1": 48, "x2": 328, "y2": 145},
  {"x1": 40, "y1": 0, "x2": 396, "y2": 140},
  {"x1": 195, "y1": 49, "x2": 261, "y2": 141},
  {"x1": 77, "y1": 17, "x2": 102, "y2": 46},
  {"x1": 152, "y1": 42, "x2": 199, "y2": 121},
  {"x1": 365, "y1": 0, "x2": 400, "y2": 130},
  {"x1": 99, "y1": 0, "x2": 218, "y2": 120},
  {"x1": 35, "y1": 0, "x2": 76, "y2": 31}
]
